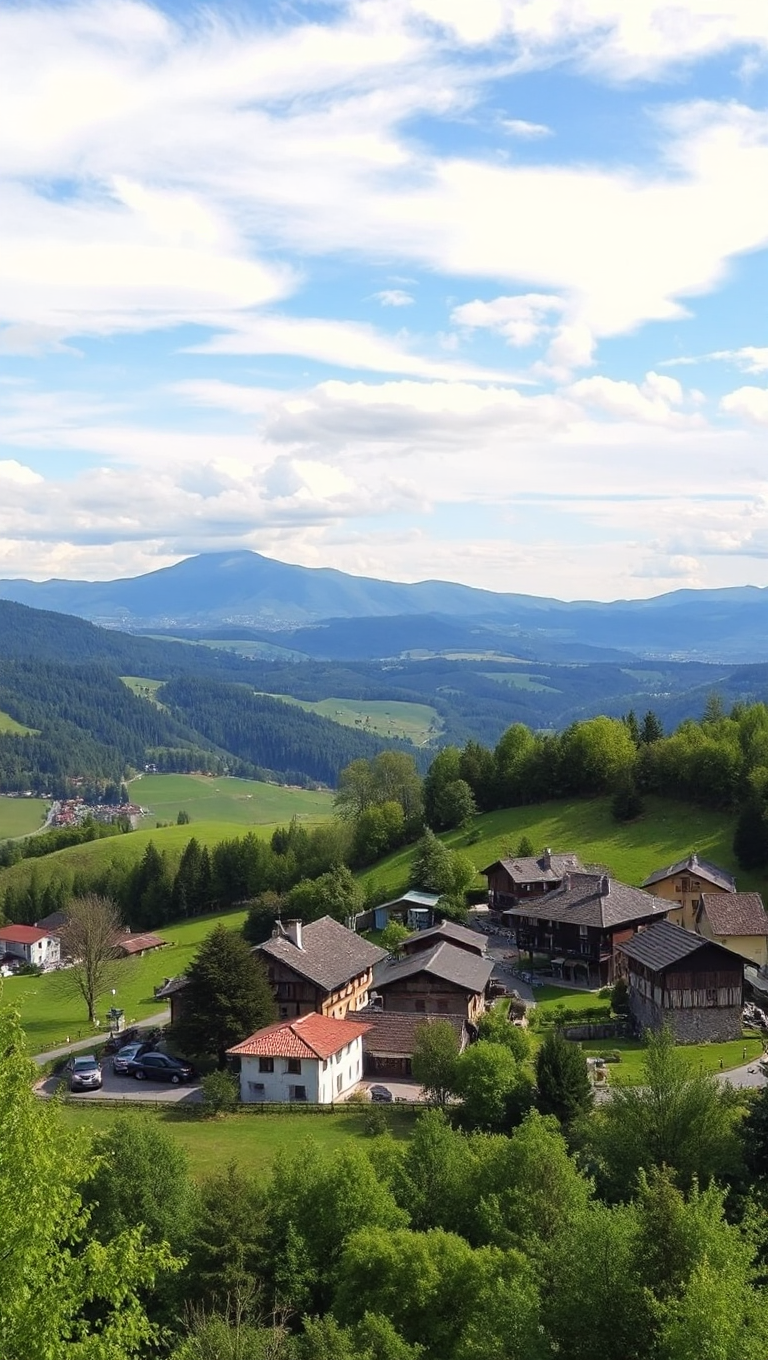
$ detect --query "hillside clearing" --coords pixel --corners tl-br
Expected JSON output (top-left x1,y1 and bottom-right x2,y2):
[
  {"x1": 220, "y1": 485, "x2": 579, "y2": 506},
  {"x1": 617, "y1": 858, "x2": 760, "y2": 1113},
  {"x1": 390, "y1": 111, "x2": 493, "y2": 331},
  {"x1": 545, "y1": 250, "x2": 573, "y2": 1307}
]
[
  {"x1": 6, "y1": 907, "x2": 248, "y2": 1053},
  {"x1": 0, "y1": 709, "x2": 39, "y2": 736},
  {"x1": 259, "y1": 694, "x2": 442, "y2": 746},
  {"x1": 359, "y1": 795, "x2": 758, "y2": 896},
  {"x1": 132, "y1": 772, "x2": 334, "y2": 828},
  {"x1": 0, "y1": 795, "x2": 50, "y2": 841}
]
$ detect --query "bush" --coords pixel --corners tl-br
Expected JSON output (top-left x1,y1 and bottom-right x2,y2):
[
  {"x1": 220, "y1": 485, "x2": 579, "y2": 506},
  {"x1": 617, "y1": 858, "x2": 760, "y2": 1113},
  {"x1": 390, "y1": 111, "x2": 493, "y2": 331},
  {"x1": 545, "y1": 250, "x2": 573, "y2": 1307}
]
[
  {"x1": 594, "y1": 1050, "x2": 622, "y2": 1063},
  {"x1": 345, "y1": 1087, "x2": 371, "y2": 1105},
  {"x1": 200, "y1": 1069, "x2": 240, "y2": 1115},
  {"x1": 363, "y1": 1105, "x2": 388, "y2": 1135}
]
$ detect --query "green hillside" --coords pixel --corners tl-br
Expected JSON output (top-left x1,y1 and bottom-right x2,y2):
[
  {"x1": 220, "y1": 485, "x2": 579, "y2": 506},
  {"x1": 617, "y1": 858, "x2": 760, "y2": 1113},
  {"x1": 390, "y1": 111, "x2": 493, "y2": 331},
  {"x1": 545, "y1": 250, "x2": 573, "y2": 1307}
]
[
  {"x1": 0, "y1": 796, "x2": 50, "y2": 840},
  {"x1": 360, "y1": 795, "x2": 761, "y2": 897},
  {"x1": 0, "y1": 709, "x2": 38, "y2": 735},
  {"x1": 133, "y1": 772, "x2": 333, "y2": 828},
  {"x1": 260, "y1": 694, "x2": 442, "y2": 745}
]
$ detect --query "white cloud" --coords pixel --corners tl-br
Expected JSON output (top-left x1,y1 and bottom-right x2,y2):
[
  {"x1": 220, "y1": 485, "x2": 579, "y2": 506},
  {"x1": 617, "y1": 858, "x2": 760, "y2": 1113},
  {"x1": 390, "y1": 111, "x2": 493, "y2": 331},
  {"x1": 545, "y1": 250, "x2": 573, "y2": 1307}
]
[
  {"x1": 0, "y1": 459, "x2": 43, "y2": 486},
  {"x1": 721, "y1": 386, "x2": 768, "y2": 425},
  {"x1": 374, "y1": 289, "x2": 415, "y2": 306},
  {"x1": 452, "y1": 293, "x2": 565, "y2": 347},
  {"x1": 664, "y1": 346, "x2": 768, "y2": 374},
  {"x1": 500, "y1": 118, "x2": 552, "y2": 138},
  {"x1": 570, "y1": 371, "x2": 692, "y2": 424}
]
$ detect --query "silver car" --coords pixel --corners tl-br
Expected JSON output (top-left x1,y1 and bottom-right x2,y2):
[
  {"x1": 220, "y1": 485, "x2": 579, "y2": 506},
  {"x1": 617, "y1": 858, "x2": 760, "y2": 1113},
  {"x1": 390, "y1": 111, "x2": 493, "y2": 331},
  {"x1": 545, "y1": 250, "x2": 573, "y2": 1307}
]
[
  {"x1": 112, "y1": 1042, "x2": 146, "y2": 1075},
  {"x1": 66, "y1": 1055, "x2": 102, "y2": 1092}
]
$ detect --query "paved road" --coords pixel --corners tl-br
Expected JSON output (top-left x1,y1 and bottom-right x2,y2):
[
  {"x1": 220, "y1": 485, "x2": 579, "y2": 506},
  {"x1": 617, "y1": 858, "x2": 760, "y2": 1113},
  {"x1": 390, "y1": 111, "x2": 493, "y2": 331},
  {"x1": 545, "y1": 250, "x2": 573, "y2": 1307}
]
[{"x1": 33, "y1": 1008, "x2": 171, "y2": 1066}]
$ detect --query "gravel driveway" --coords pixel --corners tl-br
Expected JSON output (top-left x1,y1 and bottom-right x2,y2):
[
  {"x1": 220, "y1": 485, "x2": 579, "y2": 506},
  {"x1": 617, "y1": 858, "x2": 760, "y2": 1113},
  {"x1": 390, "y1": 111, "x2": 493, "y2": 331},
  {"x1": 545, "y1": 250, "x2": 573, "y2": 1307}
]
[{"x1": 37, "y1": 1058, "x2": 202, "y2": 1104}]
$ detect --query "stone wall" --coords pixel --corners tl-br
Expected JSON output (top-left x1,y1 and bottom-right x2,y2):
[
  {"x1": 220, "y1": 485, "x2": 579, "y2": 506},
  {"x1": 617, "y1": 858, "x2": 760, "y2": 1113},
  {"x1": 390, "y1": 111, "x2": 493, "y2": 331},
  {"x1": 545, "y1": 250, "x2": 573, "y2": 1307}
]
[{"x1": 629, "y1": 989, "x2": 741, "y2": 1044}]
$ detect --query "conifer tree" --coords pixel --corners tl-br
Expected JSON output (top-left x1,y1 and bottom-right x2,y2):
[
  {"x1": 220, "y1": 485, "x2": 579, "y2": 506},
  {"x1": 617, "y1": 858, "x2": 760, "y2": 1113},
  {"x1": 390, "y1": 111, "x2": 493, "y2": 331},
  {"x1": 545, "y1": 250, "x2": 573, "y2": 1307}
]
[{"x1": 171, "y1": 924, "x2": 276, "y2": 1068}]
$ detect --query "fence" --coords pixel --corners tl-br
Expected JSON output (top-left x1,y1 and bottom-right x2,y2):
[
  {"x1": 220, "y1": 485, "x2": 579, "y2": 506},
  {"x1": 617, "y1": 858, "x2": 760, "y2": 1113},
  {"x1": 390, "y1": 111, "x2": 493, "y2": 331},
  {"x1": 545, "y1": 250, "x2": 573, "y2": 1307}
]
[{"x1": 59, "y1": 1095, "x2": 424, "y2": 1118}]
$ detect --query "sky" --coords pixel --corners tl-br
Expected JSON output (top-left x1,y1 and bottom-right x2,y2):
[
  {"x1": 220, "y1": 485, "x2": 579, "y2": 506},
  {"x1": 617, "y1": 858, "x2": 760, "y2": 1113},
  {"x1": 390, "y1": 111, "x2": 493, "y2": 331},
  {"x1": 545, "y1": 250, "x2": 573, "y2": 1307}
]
[{"x1": 0, "y1": 0, "x2": 767, "y2": 602}]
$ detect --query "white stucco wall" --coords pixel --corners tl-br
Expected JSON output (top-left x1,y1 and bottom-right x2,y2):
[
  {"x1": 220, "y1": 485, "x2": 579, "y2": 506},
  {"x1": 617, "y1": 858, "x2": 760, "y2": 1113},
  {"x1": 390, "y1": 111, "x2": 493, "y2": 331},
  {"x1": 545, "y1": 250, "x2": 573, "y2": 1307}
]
[
  {"x1": 239, "y1": 1035, "x2": 364, "y2": 1104},
  {"x1": 0, "y1": 934, "x2": 60, "y2": 968}
]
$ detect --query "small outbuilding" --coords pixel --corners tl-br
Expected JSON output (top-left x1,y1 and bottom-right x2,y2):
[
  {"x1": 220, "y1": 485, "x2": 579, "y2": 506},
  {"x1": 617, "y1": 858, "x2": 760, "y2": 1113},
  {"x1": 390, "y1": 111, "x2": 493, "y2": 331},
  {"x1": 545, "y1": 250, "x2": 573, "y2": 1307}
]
[{"x1": 617, "y1": 919, "x2": 744, "y2": 1043}]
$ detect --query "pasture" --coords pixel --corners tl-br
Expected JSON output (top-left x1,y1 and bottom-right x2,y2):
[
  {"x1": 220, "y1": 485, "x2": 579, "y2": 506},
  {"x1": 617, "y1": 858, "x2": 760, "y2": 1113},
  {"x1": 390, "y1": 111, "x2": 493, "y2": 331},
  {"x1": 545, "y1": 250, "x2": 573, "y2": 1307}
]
[
  {"x1": 5, "y1": 907, "x2": 248, "y2": 1054},
  {"x1": 120, "y1": 676, "x2": 166, "y2": 708},
  {"x1": 261, "y1": 694, "x2": 442, "y2": 746},
  {"x1": 133, "y1": 772, "x2": 334, "y2": 828},
  {"x1": 359, "y1": 794, "x2": 755, "y2": 896},
  {"x1": 0, "y1": 709, "x2": 38, "y2": 736},
  {"x1": 56, "y1": 1104, "x2": 417, "y2": 1179},
  {"x1": 0, "y1": 795, "x2": 50, "y2": 841}
]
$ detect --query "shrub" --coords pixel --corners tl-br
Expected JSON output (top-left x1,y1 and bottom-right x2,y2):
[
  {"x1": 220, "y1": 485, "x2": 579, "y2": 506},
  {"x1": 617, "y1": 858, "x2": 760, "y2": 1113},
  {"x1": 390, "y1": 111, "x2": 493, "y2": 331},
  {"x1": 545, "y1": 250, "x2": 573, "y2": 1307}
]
[
  {"x1": 363, "y1": 1105, "x2": 388, "y2": 1136},
  {"x1": 200, "y1": 1069, "x2": 240, "y2": 1116}
]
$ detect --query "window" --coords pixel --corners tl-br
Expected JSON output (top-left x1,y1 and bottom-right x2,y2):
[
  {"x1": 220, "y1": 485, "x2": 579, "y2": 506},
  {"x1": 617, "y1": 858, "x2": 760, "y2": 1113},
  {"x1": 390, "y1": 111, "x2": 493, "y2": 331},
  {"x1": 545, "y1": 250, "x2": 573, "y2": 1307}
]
[
  {"x1": 290, "y1": 1085, "x2": 307, "y2": 1102},
  {"x1": 286, "y1": 1058, "x2": 302, "y2": 1075},
  {"x1": 336, "y1": 1074, "x2": 343, "y2": 1094},
  {"x1": 248, "y1": 1081, "x2": 265, "y2": 1094},
  {"x1": 681, "y1": 878, "x2": 690, "y2": 892},
  {"x1": 258, "y1": 1057, "x2": 274, "y2": 1074},
  {"x1": 579, "y1": 925, "x2": 588, "y2": 937}
]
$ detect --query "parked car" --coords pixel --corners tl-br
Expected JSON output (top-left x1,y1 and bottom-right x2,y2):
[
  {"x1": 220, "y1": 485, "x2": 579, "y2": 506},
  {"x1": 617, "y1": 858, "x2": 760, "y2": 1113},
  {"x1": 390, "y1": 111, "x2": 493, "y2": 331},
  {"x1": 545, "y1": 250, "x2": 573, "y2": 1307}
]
[
  {"x1": 369, "y1": 1084, "x2": 393, "y2": 1103},
  {"x1": 126, "y1": 1052, "x2": 195, "y2": 1084},
  {"x1": 112, "y1": 1042, "x2": 149, "y2": 1074},
  {"x1": 66, "y1": 1054, "x2": 102, "y2": 1092}
]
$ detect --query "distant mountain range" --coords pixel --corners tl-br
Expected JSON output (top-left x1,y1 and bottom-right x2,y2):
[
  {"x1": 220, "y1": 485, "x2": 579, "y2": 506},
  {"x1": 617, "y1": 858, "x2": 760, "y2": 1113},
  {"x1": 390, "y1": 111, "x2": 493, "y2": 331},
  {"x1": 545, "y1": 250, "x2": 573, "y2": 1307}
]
[{"x1": 2, "y1": 550, "x2": 768, "y2": 662}]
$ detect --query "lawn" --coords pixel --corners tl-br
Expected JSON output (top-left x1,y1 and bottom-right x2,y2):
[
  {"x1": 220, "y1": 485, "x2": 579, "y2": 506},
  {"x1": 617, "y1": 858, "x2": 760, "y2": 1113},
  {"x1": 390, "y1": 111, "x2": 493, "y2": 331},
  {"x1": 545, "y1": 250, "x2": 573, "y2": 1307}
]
[
  {"x1": 55, "y1": 1105, "x2": 418, "y2": 1179},
  {"x1": 580, "y1": 1034, "x2": 764, "y2": 1086},
  {"x1": 534, "y1": 986, "x2": 610, "y2": 1015},
  {"x1": 3, "y1": 906, "x2": 248, "y2": 1054},
  {"x1": 259, "y1": 694, "x2": 442, "y2": 747},
  {"x1": 0, "y1": 795, "x2": 50, "y2": 841},
  {"x1": 131, "y1": 772, "x2": 334, "y2": 828},
  {"x1": 359, "y1": 795, "x2": 757, "y2": 897}
]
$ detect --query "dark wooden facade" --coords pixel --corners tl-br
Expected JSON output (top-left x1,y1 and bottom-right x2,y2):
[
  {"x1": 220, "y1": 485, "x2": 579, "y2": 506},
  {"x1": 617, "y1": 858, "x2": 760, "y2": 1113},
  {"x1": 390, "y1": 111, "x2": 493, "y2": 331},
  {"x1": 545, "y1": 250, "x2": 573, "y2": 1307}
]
[
  {"x1": 265, "y1": 958, "x2": 375, "y2": 1020},
  {"x1": 513, "y1": 913, "x2": 661, "y2": 986},
  {"x1": 618, "y1": 932, "x2": 743, "y2": 1043},
  {"x1": 376, "y1": 974, "x2": 486, "y2": 1022}
]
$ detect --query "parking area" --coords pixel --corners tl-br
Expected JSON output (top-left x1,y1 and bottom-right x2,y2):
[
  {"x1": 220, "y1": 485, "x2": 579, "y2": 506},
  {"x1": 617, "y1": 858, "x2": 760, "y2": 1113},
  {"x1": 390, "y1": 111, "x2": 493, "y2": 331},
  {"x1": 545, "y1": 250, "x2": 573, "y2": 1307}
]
[
  {"x1": 352, "y1": 1077, "x2": 427, "y2": 1103},
  {"x1": 37, "y1": 1057, "x2": 203, "y2": 1104}
]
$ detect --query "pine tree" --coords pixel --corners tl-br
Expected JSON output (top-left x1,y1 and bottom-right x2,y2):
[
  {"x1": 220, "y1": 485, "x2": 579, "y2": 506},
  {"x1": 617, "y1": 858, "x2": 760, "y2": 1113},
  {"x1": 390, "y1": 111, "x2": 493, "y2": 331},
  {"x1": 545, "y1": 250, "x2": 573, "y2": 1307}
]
[
  {"x1": 171, "y1": 924, "x2": 277, "y2": 1068},
  {"x1": 640, "y1": 710, "x2": 664, "y2": 744},
  {"x1": 535, "y1": 1029, "x2": 593, "y2": 1125}
]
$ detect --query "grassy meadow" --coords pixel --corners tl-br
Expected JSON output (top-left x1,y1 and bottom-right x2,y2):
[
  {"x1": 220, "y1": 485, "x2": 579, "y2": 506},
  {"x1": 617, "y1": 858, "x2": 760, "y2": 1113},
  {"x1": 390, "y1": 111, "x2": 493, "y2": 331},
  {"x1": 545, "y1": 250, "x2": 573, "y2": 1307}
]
[
  {"x1": 0, "y1": 796, "x2": 50, "y2": 841},
  {"x1": 4, "y1": 907, "x2": 248, "y2": 1053},
  {"x1": 360, "y1": 795, "x2": 762, "y2": 897},
  {"x1": 56, "y1": 1104, "x2": 418, "y2": 1179},
  {"x1": 133, "y1": 772, "x2": 333, "y2": 828},
  {"x1": 260, "y1": 694, "x2": 442, "y2": 746},
  {"x1": 0, "y1": 709, "x2": 38, "y2": 736}
]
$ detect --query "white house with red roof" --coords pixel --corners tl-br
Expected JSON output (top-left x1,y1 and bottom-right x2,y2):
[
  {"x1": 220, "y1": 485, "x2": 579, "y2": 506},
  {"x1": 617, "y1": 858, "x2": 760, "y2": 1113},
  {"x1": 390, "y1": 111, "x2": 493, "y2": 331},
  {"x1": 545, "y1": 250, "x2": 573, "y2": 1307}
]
[
  {"x1": 0, "y1": 924, "x2": 61, "y2": 970},
  {"x1": 227, "y1": 1011, "x2": 371, "y2": 1104}
]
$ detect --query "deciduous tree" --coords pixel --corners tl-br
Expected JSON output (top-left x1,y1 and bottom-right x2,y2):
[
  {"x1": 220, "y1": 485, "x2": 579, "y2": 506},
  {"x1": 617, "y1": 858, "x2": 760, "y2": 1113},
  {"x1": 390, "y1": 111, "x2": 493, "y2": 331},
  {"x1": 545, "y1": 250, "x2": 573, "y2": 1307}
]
[{"x1": 58, "y1": 891, "x2": 123, "y2": 1023}]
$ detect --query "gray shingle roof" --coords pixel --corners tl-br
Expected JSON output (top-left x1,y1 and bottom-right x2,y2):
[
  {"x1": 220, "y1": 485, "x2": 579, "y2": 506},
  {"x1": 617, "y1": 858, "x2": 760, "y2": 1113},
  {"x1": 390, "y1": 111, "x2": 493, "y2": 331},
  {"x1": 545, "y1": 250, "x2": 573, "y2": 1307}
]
[
  {"x1": 402, "y1": 921, "x2": 485, "y2": 954},
  {"x1": 641, "y1": 853, "x2": 736, "y2": 893},
  {"x1": 258, "y1": 916, "x2": 387, "y2": 993},
  {"x1": 377, "y1": 891, "x2": 441, "y2": 910},
  {"x1": 373, "y1": 941, "x2": 494, "y2": 995},
  {"x1": 698, "y1": 892, "x2": 768, "y2": 937},
  {"x1": 482, "y1": 851, "x2": 582, "y2": 883},
  {"x1": 618, "y1": 918, "x2": 740, "y2": 972},
  {"x1": 358, "y1": 1008, "x2": 467, "y2": 1056},
  {"x1": 504, "y1": 871, "x2": 667, "y2": 930}
]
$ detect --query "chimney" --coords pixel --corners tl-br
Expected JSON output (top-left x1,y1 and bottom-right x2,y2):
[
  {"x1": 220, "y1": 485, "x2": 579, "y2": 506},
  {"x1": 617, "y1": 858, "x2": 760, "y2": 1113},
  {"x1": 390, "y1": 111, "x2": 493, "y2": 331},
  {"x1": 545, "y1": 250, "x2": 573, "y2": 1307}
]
[
  {"x1": 561, "y1": 871, "x2": 571, "y2": 892},
  {"x1": 285, "y1": 919, "x2": 303, "y2": 950},
  {"x1": 543, "y1": 847, "x2": 552, "y2": 869},
  {"x1": 601, "y1": 874, "x2": 610, "y2": 895}
]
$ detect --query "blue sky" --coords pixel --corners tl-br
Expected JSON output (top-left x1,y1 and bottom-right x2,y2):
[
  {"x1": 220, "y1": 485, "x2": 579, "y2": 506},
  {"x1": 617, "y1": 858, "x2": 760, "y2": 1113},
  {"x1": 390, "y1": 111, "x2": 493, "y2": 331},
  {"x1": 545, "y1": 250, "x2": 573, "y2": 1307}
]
[{"x1": 0, "y1": 0, "x2": 766, "y2": 599}]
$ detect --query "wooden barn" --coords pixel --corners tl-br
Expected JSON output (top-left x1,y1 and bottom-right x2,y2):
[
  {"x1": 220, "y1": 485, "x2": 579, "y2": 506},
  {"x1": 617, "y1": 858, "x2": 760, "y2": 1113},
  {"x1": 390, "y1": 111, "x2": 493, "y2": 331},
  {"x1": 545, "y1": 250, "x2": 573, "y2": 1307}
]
[{"x1": 617, "y1": 919, "x2": 744, "y2": 1043}]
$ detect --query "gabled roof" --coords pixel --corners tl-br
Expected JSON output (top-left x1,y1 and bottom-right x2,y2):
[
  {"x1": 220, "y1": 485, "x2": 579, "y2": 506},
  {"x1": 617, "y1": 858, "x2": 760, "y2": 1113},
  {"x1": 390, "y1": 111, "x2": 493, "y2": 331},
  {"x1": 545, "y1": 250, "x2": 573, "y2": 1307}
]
[
  {"x1": 641, "y1": 853, "x2": 736, "y2": 893},
  {"x1": 114, "y1": 931, "x2": 166, "y2": 955},
  {"x1": 377, "y1": 891, "x2": 441, "y2": 910},
  {"x1": 155, "y1": 974, "x2": 188, "y2": 998},
  {"x1": 401, "y1": 920, "x2": 485, "y2": 954},
  {"x1": 35, "y1": 911, "x2": 68, "y2": 931},
  {"x1": 504, "y1": 871, "x2": 667, "y2": 930},
  {"x1": 481, "y1": 851, "x2": 582, "y2": 884},
  {"x1": 227, "y1": 1011, "x2": 371, "y2": 1060},
  {"x1": 373, "y1": 940, "x2": 493, "y2": 995},
  {"x1": 0, "y1": 924, "x2": 52, "y2": 944},
  {"x1": 358, "y1": 1008, "x2": 467, "y2": 1056},
  {"x1": 698, "y1": 892, "x2": 768, "y2": 937},
  {"x1": 618, "y1": 919, "x2": 742, "y2": 973},
  {"x1": 258, "y1": 916, "x2": 386, "y2": 993}
]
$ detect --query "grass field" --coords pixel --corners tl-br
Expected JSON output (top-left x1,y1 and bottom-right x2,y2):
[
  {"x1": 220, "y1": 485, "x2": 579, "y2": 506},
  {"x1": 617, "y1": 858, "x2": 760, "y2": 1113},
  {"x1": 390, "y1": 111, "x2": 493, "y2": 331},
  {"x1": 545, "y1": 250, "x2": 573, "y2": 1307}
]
[
  {"x1": 56, "y1": 1105, "x2": 417, "y2": 1178},
  {"x1": 120, "y1": 676, "x2": 167, "y2": 708},
  {"x1": 3, "y1": 907, "x2": 248, "y2": 1054},
  {"x1": 481, "y1": 672, "x2": 560, "y2": 693},
  {"x1": 132, "y1": 772, "x2": 334, "y2": 829},
  {"x1": 580, "y1": 1034, "x2": 764, "y2": 1085},
  {"x1": 0, "y1": 796, "x2": 50, "y2": 841},
  {"x1": 0, "y1": 709, "x2": 38, "y2": 736},
  {"x1": 261, "y1": 694, "x2": 442, "y2": 746},
  {"x1": 359, "y1": 795, "x2": 760, "y2": 897}
]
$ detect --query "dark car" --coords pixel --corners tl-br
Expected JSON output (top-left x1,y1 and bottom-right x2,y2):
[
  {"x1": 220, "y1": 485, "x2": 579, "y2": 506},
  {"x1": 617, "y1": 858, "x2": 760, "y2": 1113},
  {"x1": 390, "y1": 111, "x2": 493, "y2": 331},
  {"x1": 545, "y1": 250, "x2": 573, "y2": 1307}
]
[
  {"x1": 126, "y1": 1052, "x2": 195, "y2": 1084},
  {"x1": 66, "y1": 1054, "x2": 103, "y2": 1092},
  {"x1": 112, "y1": 1041, "x2": 148, "y2": 1074},
  {"x1": 369, "y1": 1084, "x2": 393, "y2": 1103}
]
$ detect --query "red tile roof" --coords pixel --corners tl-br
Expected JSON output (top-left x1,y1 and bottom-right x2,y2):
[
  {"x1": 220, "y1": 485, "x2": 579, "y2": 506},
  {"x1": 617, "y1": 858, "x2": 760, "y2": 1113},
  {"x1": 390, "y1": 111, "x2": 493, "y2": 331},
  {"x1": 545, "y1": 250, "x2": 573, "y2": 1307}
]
[
  {"x1": 0, "y1": 924, "x2": 52, "y2": 944},
  {"x1": 227, "y1": 1011, "x2": 371, "y2": 1060},
  {"x1": 115, "y1": 932, "x2": 165, "y2": 955}
]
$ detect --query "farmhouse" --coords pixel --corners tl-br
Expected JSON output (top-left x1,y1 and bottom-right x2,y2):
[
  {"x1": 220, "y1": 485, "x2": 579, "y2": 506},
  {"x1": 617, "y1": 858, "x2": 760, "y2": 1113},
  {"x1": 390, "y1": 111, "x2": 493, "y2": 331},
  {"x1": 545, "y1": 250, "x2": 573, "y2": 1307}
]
[
  {"x1": 482, "y1": 849, "x2": 584, "y2": 911},
  {"x1": 257, "y1": 917, "x2": 386, "y2": 1020},
  {"x1": 399, "y1": 919, "x2": 486, "y2": 959},
  {"x1": 696, "y1": 892, "x2": 768, "y2": 969},
  {"x1": 641, "y1": 852, "x2": 736, "y2": 931},
  {"x1": 504, "y1": 870, "x2": 669, "y2": 986},
  {"x1": 372, "y1": 941, "x2": 493, "y2": 1021},
  {"x1": 0, "y1": 924, "x2": 60, "y2": 971},
  {"x1": 228, "y1": 1011, "x2": 370, "y2": 1104},
  {"x1": 617, "y1": 919, "x2": 743, "y2": 1043},
  {"x1": 359, "y1": 1008, "x2": 468, "y2": 1079}
]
